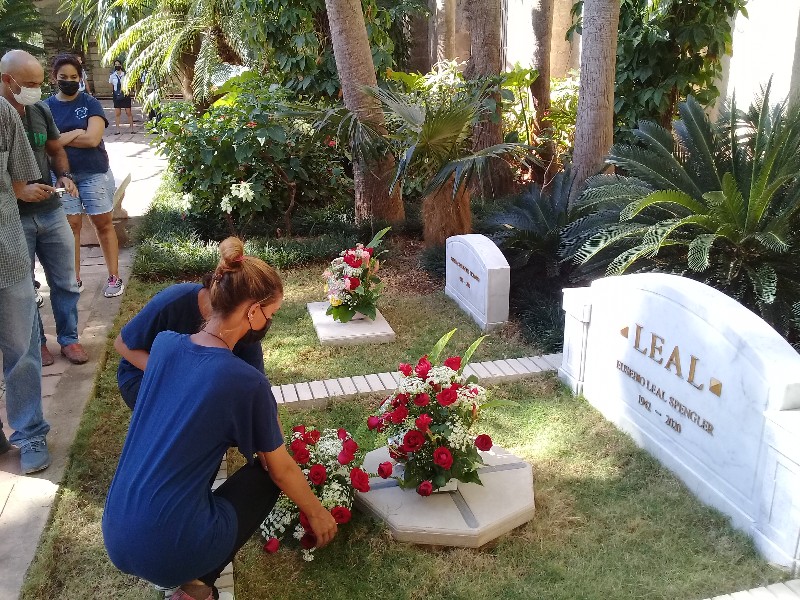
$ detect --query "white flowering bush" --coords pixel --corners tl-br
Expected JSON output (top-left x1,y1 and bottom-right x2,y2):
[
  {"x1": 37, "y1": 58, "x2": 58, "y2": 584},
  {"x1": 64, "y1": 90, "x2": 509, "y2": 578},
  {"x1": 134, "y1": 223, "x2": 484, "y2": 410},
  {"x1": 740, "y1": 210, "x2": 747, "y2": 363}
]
[
  {"x1": 366, "y1": 330, "x2": 499, "y2": 495},
  {"x1": 260, "y1": 427, "x2": 369, "y2": 561},
  {"x1": 323, "y1": 227, "x2": 390, "y2": 323}
]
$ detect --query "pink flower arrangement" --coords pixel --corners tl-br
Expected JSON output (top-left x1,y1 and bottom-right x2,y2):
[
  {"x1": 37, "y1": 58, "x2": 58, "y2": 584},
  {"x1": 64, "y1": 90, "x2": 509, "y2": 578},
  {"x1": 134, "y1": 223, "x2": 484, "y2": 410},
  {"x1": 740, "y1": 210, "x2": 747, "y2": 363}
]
[
  {"x1": 367, "y1": 330, "x2": 495, "y2": 495},
  {"x1": 323, "y1": 227, "x2": 390, "y2": 323},
  {"x1": 260, "y1": 426, "x2": 366, "y2": 561}
]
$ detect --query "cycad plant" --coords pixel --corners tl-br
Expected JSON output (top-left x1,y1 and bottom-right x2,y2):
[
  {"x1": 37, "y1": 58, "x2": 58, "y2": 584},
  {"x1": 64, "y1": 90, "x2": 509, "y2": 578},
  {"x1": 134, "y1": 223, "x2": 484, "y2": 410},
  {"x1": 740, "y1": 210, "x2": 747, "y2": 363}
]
[{"x1": 568, "y1": 84, "x2": 800, "y2": 342}]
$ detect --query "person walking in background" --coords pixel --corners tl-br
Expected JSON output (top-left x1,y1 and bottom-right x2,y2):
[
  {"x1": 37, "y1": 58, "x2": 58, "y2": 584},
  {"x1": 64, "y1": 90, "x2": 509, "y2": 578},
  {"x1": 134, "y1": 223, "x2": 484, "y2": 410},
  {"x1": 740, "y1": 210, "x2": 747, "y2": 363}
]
[
  {"x1": 108, "y1": 60, "x2": 133, "y2": 134},
  {"x1": 0, "y1": 50, "x2": 89, "y2": 367},
  {"x1": 45, "y1": 53, "x2": 124, "y2": 298},
  {"x1": 77, "y1": 55, "x2": 93, "y2": 95},
  {"x1": 102, "y1": 238, "x2": 337, "y2": 600},
  {"x1": 113, "y1": 273, "x2": 265, "y2": 409},
  {"x1": 0, "y1": 95, "x2": 52, "y2": 474}
]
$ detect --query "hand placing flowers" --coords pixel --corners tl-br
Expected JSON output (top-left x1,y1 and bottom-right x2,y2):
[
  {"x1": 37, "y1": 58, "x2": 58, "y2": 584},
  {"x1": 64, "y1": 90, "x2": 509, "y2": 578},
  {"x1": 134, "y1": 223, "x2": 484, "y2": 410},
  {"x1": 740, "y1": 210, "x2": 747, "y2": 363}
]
[
  {"x1": 261, "y1": 426, "x2": 366, "y2": 561},
  {"x1": 324, "y1": 227, "x2": 390, "y2": 323},
  {"x1": 367, "y1": 330, "x2": 495, "y2": 495}
]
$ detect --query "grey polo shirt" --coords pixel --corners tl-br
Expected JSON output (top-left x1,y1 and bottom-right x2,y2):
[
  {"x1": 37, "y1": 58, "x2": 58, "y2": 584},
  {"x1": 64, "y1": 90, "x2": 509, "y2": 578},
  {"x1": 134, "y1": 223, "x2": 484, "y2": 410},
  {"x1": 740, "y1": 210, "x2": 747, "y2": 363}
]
[{"x1": 0, "y1": 96, "x2": 41, "y2": 289}]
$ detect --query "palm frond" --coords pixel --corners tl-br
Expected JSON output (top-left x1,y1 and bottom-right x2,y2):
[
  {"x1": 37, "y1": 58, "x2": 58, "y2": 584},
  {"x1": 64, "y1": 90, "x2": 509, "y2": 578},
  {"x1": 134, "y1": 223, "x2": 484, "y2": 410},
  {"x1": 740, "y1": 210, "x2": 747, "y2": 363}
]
[{"x1": 687, "y1": 233, "x2": 719, "y2": 271}]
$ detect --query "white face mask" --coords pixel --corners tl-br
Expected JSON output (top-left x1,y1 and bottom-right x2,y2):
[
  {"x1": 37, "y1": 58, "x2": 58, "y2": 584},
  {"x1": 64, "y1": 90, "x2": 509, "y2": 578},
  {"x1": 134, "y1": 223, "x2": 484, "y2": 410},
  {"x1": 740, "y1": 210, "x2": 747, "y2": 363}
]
[{"x1": 9, "y1": 76, "x2": 41, "y2": 106}]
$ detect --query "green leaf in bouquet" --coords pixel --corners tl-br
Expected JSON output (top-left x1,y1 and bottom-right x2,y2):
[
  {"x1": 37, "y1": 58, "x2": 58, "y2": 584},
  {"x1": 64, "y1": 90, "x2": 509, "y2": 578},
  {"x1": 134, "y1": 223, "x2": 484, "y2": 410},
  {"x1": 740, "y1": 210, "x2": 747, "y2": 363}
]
[
  {"x1": 464, "y1": 374, "x2": 480, "y2": 384},
  {"x1": 459, "y1": 468, "x2": 483, "y2": 486},
  {"x1": 366, "y1": 226, "x2": 391, "y2": 249},
  {"x1": 429, "y1": 328, "x2": 457, "y2": 363},
  {"x1": 326, "y1": 304, "x2": 356, "y2": 323},
  {"x1": 460, "y1": 335, "x2": 487, "y2": 372},
  {"x1": 358, "y1": 304, "x2": 377, "y2": 320},
  {"x1": 433, "y1": 474, "x2": 448, "y2": 488}
]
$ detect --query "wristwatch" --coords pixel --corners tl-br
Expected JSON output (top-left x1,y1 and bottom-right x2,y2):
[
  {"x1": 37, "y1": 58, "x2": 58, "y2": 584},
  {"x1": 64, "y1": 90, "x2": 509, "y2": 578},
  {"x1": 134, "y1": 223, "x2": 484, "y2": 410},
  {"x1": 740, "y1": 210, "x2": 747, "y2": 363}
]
[{"x1": 59, "y1": 172, "x2": 75, "y2": 181}]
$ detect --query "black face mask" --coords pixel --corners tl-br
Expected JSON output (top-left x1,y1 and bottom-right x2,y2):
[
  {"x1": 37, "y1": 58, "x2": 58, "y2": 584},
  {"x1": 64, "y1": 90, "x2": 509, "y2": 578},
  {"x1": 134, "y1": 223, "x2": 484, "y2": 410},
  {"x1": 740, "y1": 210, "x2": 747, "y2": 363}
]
[
  {"x1": 58, "y1": 80, "x2": 80, "y2": 96},
  {"x1": 240, "y1": 307, "x2": 271, "y2": 345},
  {"x1": 115, "y1": 66, "x2": 122, "y2": 72}
]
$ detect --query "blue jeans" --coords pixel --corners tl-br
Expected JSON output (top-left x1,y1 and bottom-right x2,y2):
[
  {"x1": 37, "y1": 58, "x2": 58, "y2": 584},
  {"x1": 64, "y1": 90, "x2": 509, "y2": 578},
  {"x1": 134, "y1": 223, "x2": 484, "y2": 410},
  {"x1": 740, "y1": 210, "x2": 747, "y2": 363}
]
[
  {"x1": 20, "y1": 207, "x2": 80, "y2": 346},
  {"x1": 0, "y1": 276, "x2": 49, "y2": 445}
]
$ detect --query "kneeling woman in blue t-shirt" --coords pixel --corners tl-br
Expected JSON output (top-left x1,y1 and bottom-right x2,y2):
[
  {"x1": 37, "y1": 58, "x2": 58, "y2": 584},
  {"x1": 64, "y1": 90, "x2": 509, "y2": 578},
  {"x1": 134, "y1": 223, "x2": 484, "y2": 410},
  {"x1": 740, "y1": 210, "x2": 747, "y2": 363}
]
[{"x1": 102, "y1": 237, "x2": 337, "y2": 600}]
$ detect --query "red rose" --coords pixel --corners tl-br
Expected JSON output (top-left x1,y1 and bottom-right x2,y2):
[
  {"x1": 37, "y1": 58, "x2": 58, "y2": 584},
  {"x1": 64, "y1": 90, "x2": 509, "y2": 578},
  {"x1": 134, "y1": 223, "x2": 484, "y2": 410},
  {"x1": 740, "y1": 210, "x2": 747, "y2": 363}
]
[
  {"x1": 300, "y1": 532, "x2": 317, "y2": 550},
  {"x1": 403, "y1": 429, "x2": 426, "y2": 452},
  {"x1": 343, "y1": 254, "x2": 362, "y2": 268},
  {"x1": 330, "y1": 506, "x2": 352, "y2": 524},
  {"x1": 433, "y1": 446, "x2": 453, "y2": 469},
  {"x1": 337, "y1": 428, "x2": 348, "y2": 440},
  {"x1": 337, "y1": 450, "x2": 355, "y2": 465},
  {"x1": 347, "y1": 276, "x2": 361, "y2": 290},
  {"x1": 388, "y1": 445, "x2": 407, "y2": 461},
  {"x1": 308, "y1": 464, "x2": 327, "y2": 485},
  {"x1": 415, "y1": 413, "x2": 433, "y2": 431},
  {"x1": 417, "y1": 480, "x2": 433, "y2": 496},
  {"x1": 413, "y1": 393, "x2": 430, "y2": 407},
  {"x1": 342, "y1": 438, "x2": 359, "y2": 455},
  {"x1": 392, "y1": 393, "x2": 409, "y2": 407},
  {"x1": 415, "y1": 355, "x2": 432, "y2": 379},
  {"x1": 377, "y1": 461, "x2": 393, "y2": 478},
  {"x1": 398, "y1": 363, "x2": 413, "y2": 376},
  {"x1": 290, "y1": 438, "x2": 307, "y2": 454},
  {"x1": 303, "y1": 429, "x2": 321, "y2": 445},
  {"x1": 474, "y1": 434, "x2": 493, "y2": 451},
  {"x1": 444, "y1": 356, "x2": 462, "y2": 370},
  {"x1": 292, "y1": 425, "x2": 306, "y2": 434},
  {"x1": 364, "y1": 247, "x2": 374, "y2": 256},
  {"x1": 436, "y1": 387, "x2": 458, "y2": 406},
  {"x1": 389, "y1": 405, "x2": 408, "y2": 424},
  {"x1": 263, "y1": 538, "x2": 280, "y2": 553},
  {"x1": 350, "y1": 467, "x2": 371, "y2": 492},
  {"x1": 299, "y1": 511, "x2": 311, "y2": 531},
  {"x1": 293, "y1": 447, "x2": 311, "y2": 464},
  {"x1": 367, "y1": 415, "x2": 382, "y2": 430}
]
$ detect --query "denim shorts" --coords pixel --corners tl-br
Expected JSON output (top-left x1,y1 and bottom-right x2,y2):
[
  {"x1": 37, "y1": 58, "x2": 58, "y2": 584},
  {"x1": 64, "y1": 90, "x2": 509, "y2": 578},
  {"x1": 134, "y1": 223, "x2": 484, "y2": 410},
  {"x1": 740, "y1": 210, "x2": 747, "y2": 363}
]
[{"x1": 58, "y1": 169, "x2": 115, "y2": 216}]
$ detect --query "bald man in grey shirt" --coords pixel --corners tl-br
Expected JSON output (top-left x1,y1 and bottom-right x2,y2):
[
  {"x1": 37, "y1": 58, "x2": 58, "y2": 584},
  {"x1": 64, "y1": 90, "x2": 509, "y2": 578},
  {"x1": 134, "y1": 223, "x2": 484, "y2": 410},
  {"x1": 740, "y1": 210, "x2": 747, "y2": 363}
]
[{"x1": 0, "y1": 95, "x2": 51, "y2": 474}]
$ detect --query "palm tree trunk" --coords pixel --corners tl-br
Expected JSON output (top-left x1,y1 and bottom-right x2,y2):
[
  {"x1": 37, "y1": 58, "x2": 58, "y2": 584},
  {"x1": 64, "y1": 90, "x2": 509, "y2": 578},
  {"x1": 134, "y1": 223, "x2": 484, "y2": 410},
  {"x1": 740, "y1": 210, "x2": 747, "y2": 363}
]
[
  {"x1": 531, "y1": 0, "x2": 555, "y2": 181},
  {"x1": 324, "y1": 0, "x2": 404, "y2": 225},
  {"x1": 422, "y1": 175, "x2": 472, "y2": 247},
  {"x1": 569, "y1": 0, "x2": 621, "y2": 207},
  {"x1": 464, "y1": 0, "x2": 513, "y2": 200}
]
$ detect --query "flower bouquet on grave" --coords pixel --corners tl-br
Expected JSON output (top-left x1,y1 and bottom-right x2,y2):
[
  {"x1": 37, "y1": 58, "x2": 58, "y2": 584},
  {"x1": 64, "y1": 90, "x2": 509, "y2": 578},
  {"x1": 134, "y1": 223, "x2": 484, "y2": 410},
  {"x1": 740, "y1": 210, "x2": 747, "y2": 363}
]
[
  {"x1": 323, "y1": 226, "x2": 390, "y2": 323},
  {"x1": 260, "y1": 426, "x2": 370, "y2": 561},
  {"x1": 366, "y1": 330, "x2": 501, "y2": 496}
]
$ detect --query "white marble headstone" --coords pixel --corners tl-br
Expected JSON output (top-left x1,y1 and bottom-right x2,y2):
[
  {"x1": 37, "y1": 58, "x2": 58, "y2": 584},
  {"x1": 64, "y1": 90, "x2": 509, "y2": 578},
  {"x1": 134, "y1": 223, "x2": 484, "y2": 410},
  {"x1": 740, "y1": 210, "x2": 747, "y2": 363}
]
[
  {"x1": 444, "y1": 234, "x2": 510, "y2": 331},
  {"x1": 560, "y1": 273, "x2": 800, "y2": 574}
]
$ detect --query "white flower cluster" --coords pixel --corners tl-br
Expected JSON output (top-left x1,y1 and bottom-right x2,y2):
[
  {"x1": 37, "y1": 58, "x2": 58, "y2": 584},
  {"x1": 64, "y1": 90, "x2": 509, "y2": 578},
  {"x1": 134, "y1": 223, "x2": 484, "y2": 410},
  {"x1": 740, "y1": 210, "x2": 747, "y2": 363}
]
[
  {"x1": 178, "y1": 192, "x2": 193, "y2": 212},
  {"x1": 396, "y1": 375, "x2": 427, "y2": 397},
  {"x1": 447, "y1": 417, "x2": 473, "y2": 452},
  {"x1": 230, "y1": 181, "x2": 254, "y2": 203},
  {"x1": 425, "y1": 366, "x2": 460, "y2": 387},
  {"x1": 260, "y1": 495, "x2": 295, "y2": 540},
  {"x1": 220, "y1": 194, "x2": 233, "y2": 214}
]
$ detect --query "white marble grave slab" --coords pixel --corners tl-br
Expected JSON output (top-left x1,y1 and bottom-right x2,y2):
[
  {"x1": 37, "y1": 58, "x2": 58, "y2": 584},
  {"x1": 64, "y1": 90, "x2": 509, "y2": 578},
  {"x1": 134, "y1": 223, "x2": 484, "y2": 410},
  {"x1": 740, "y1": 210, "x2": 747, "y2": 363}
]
[
  {"x1": 307, "y1": 301, "x2": 395, "y2": 346},
  {"x1": 354, "y1": 445, "x2": 535, "y2": 548},
  {"x1": 560, "y1": 272, "x2": 800, "y2": 573},
  {"x1": 444, "y1": 234, "x2": 510, "y2": 331}
]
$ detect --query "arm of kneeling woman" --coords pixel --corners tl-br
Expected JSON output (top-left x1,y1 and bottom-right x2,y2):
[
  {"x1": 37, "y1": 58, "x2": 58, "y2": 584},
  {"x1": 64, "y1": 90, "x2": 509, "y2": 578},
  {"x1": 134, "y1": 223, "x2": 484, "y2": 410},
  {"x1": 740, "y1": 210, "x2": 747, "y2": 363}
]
[
  {"x1": 257, "y1": 446, "x2": 338, "y2": 547},
  {"x1": 64, "y1": 115, "x2": 105, "y2": 148}
]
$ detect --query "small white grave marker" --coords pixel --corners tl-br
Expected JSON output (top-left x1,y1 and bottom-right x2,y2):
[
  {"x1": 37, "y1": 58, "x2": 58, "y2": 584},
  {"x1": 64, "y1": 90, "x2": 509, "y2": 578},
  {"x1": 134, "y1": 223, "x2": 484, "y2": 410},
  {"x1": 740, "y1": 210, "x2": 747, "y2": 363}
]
[
  {"x1": 560, "y1": 273, "x2": 800, "y2": 573},
  {"x1": 445, "y1": 234, "x2": 510, "y2": 331}
]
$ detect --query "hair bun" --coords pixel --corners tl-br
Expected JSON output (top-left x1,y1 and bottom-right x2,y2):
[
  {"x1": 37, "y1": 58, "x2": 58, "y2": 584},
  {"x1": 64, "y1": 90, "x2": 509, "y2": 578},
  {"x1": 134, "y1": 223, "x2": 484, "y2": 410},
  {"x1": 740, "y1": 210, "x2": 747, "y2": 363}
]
[{"x1": 218, "y1": 237, "x2": 246, "y2": 269}]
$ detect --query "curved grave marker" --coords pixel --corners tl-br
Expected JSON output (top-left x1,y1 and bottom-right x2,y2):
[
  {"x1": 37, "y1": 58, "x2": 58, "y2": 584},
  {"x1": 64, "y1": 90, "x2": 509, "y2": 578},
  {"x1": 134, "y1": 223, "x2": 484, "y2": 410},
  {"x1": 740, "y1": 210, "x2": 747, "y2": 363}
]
[{"x1": 560, "y1": 273, "x2": 800, "y2": 573}]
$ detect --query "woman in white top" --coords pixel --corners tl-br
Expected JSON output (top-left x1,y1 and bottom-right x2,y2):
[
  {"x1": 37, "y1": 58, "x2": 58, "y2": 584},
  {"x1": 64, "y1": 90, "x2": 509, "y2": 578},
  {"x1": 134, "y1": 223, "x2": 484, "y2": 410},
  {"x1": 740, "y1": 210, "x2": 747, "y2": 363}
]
[{"x1": 108, "y1": 60, "x2": 133, "y2": 134}]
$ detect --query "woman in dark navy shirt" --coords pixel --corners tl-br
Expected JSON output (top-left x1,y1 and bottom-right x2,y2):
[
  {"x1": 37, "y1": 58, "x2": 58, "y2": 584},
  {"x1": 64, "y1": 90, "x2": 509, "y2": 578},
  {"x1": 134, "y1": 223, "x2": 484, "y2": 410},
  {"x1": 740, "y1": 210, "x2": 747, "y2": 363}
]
[
  {"x1": 44, "y1": 54, "x2": 124, "y2": 298},
  {"x1": 114, "y1": 273, "x2": 265, "y2": 409},
  {"x1": 103, "y1": 237, "x2": 337, "y2": 600}
]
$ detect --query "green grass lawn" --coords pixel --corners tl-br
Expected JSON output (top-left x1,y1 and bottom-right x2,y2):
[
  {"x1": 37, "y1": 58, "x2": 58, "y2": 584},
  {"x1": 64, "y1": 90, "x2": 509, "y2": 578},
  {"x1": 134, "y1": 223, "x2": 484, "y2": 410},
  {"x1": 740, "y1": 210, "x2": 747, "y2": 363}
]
[{"x1": 20, "y1": 275, "x2": 789, "y2": 600}]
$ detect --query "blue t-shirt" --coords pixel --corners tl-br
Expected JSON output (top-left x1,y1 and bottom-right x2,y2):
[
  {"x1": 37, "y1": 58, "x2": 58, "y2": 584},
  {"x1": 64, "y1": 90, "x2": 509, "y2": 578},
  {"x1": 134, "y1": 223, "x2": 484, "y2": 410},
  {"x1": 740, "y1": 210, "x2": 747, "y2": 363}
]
[
  {"x1": 43, "y1": 92, "x2": 109, "y2": 174},
  {"x1": 102, "y1": 331, "x2": 284, "y2": 587},
  {"x1": 117, "y1": 283, "x2": 265, "y2": 390}
]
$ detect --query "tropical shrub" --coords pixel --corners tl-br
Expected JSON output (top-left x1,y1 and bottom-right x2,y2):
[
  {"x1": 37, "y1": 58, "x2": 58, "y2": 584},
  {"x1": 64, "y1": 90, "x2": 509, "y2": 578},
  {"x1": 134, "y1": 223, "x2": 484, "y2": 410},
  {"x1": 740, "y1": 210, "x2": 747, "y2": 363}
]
[
  {"x1": 548, "y1": 70, "x2": 580, "y2": 162},
  {"x1": 150, "y1": 78, "x2": 352, "y2": 238},
  {"x1": 568, "y1": 88, "x2": 800, "y2": 344}
]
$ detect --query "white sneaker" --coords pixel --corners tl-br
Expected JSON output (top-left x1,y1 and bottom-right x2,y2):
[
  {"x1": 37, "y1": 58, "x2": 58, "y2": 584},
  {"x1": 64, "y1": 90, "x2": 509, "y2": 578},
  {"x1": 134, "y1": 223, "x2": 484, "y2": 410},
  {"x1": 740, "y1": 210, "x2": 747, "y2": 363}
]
[{"x1": 103, "y1": 275, "x2": 125, "y2": 298}]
